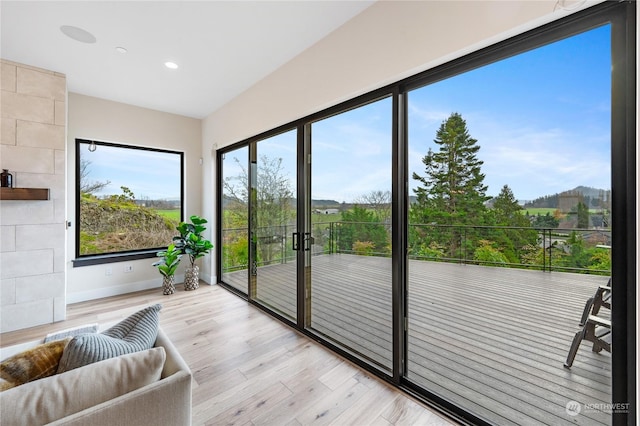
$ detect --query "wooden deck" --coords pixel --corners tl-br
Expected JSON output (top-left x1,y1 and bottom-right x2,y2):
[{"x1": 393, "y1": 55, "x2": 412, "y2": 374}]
[{"x1": 223, "y1": 254, "x2": 612, "y2": 426}]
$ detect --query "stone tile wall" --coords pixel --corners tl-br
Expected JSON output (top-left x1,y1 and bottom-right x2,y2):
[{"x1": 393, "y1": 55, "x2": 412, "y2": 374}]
[{"x1": 1, "y1": 59, "x2": 66, "y2": 333}]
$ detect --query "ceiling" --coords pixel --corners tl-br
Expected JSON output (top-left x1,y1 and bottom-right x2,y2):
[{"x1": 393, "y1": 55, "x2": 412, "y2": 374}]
[{"x1": 1, "y1": 1, "x2": 374, "y2": 119}]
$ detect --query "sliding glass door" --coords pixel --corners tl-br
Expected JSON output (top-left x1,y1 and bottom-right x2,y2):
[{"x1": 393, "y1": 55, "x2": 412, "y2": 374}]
[
  {"x1": 219, "y1": 132, "x2": 298, "y2": 321},
  {"x1": 406, "y1": 24, "x2": 613, "y2": 425},
  {"x1": 217, "y1": 3, "x2": 634, "y2": 424},
  {"x1": 252, "y1": 130, "x2": 298, "y2": 320},
  {"x1": 307, "y1": 97, "x2": 394, "y2": 372}
]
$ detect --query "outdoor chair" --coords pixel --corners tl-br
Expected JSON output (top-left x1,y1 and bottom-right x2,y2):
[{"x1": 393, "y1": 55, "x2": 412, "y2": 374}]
[{"x1": 564, "y1": 278, "x2": 611, "y2": 368}]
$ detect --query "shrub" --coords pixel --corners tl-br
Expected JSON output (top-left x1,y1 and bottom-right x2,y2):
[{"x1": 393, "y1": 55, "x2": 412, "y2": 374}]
[{"x1": 352, "y1": 241, "x2": 375, "y2": 256}]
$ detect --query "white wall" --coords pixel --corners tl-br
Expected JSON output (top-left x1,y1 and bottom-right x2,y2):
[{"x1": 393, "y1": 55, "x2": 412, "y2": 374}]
[{"x1": 66, "y1": 93, "x2": 202, "y2": 303}]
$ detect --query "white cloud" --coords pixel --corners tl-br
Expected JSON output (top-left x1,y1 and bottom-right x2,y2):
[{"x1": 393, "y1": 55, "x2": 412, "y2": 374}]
[{"x1": 477, "y1": 124, "x2": 610, "y2": 199}]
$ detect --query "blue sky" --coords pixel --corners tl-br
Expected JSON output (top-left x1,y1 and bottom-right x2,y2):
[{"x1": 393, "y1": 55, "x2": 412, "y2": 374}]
[
  {"x1": 91, "y1": 24, "x2": 611, "y2": 205},
  {"x1": 407, "y1": 24, "x2": 611, "y2": 201},
  {"x1": 256, "y1": 24, "x2": 611, "y2": 203},
  {"x1": 81, "y1": 144, "x2": 181, "y2": 200}
]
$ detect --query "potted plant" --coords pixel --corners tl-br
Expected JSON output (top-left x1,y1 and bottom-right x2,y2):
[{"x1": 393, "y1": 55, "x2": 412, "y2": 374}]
[
  {"x1": 174, "y1": 215, "x2": 213, "y2": 291},
  {"x1": 153, "y1": 243, "x2": 182, "y2": 295}
]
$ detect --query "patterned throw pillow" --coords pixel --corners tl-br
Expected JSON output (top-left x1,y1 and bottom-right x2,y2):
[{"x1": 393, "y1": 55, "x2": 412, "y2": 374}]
[
  {"x1": 0, "y1": 338, "x2": 72, "y2": 390},
  {"x1": 56, "y1": 304, "x2": 162, "y2": 374}
]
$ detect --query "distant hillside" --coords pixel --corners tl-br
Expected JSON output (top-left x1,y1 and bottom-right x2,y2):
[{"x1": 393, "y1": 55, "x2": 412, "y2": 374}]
[
  {"x1": 571, "y1": 186, "x2": 610, "y2": 198},
  {"x1": 523, "y1": 186, "x2": 610, "y2": 210},
  {"x1": 311, "y1": 199, "x2": 341, "y2": 208},
  {"x1": 222, "y1": 194, "x2": 343, "y2": 209}
]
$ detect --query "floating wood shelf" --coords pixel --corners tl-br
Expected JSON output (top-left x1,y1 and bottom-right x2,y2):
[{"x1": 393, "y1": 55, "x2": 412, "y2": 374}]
[{"x1": 1, "y1": 187, "x2": 50, "y2": 200}]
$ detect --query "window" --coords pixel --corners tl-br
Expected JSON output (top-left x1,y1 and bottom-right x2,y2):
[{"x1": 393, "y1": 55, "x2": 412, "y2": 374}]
[
  {"x1": 75, "y1": 139, "x2": 183, "y2": 264},
  {"x1": 406, "y1": 24, "x2": 613, "y2": 425}
]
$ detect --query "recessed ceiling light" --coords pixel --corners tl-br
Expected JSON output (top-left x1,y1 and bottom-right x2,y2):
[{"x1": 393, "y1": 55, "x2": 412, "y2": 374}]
[
  {"x1": 60, "y1": 25, "x2": 96, "y2": 44},
  {"x1": 164, "y1": 61, "x2": 179, "y2": 70},
  {"x1": 115, "y1": 47, "x2": 128, "y2": 54}
]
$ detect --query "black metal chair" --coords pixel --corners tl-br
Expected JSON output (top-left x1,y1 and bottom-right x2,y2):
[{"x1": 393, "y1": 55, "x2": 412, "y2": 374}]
[{"x1": 564, "y1": 278, "x2": 611, "y2": 368}]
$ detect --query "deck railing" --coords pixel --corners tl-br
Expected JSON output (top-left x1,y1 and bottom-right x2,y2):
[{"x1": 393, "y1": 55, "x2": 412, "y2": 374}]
[{"x1": 221, "y1": 222, "x2": 611, "y2": 275}]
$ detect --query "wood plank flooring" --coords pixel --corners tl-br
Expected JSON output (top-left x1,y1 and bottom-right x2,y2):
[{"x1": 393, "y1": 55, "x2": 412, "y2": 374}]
[
  {"x1": 222, "y1": 254, "x2": 612, "y2": 426},
  {"x1": 0, "y1": 282, "x2": 457, "y2": 426}
]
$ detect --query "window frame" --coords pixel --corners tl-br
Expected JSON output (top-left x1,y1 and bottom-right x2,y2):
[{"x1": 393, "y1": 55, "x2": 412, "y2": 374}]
[{"x1": 73, "y1": 138, "x2": 184, "y2": 267}]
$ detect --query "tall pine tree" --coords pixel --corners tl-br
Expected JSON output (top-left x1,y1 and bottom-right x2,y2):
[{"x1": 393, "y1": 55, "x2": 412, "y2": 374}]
[
  {"x1": 411, "y1": 112, "x2": 489, "y2": 225},
  {"x1": 410, "y1": 113, "x2": 490, "y2": 258}
]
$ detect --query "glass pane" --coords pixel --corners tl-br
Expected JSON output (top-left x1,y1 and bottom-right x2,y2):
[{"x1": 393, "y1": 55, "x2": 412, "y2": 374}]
[
  {"x1": 77, "y1": 141, "x2": 182, "y2": 256},
  {"x1": 254, "y1": 130, "x2": 298, "y2": 320},
  {"x1": 221, "y1": 146, "x2": 249, "y2": 294},
  {"x1": 407, "y1": 26, "x2": 611, "y2": 424},
  {"x1": 310, "y1": 97, "x2": 393, "y2": 371}
]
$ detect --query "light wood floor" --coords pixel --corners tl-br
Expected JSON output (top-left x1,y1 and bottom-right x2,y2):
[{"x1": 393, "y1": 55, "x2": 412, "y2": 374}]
[{"x1": 0, "y1": 283, "x2": 458, "y2": 426}]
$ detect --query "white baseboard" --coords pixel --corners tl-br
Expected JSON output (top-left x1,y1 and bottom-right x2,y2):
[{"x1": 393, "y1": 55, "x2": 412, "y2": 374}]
[
  {"x1": 201, "y1": 274, "x2": 216, "y2": 285},
  {"x1": 66, "y1": 273, "x2": 185, "y2": 304}
]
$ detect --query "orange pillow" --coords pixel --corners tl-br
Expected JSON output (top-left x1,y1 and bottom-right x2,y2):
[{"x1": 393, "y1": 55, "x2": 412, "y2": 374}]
[{"x1": 0, "y1": 338, "x2": 71, "y2": 389}]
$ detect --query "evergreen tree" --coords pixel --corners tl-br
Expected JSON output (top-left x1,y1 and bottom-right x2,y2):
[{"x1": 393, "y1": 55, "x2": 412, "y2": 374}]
[
  {"x1": 576, "y1": 201, "x2": 590, "y2": 229},
  {"x1": 339, "y1": 205, "x2": 389, "y2": 255},
  {"x1": 492, "y1": 185, "x2": 527, "y2": 226},
  {"x1": 411, "y1": 112, "x2": 489, "y2": 225},
  {"x1": 488, "y1": 184, "x2": 537, "y2": 263},
  {"x1": 532, "y1": 212, "x2": 559, "y2": 228},
  {"x1": 410, "y1": 113, "x2": 489, "y2": 257}
]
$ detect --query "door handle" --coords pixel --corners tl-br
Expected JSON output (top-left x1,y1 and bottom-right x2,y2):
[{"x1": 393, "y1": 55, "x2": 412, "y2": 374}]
[
  {"x1": 292, "y1": 232, "x2": 300, "y2": 251},
  {"x1": 303, "y1": 232, "x2": 314, "y2": 251}
]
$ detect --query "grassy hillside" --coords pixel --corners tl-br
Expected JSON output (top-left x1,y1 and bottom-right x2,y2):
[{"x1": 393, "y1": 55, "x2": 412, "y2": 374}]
[{"x1": 80, "y1": 194, "x2": 179, "y2": 255}]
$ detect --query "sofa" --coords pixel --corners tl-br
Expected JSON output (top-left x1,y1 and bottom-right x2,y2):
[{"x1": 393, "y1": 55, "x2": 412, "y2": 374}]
[{"x1": 0, "y1": 308, "x2": 192, "y2": 425}]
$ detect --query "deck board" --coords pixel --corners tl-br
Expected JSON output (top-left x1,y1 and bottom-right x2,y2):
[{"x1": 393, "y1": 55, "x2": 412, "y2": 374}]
[{"x1": 223, "y1": 253, "x2": 611, "y2": 426}]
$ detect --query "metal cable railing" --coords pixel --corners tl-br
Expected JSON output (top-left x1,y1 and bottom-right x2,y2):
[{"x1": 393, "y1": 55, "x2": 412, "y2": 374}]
[{"x1": 221, "y1": 222, "x2": 611, "y2": 275}]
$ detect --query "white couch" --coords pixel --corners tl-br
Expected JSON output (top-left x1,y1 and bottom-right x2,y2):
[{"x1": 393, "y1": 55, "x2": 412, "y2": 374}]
[{"x1": 0, "y1": 328, "x2": 192, "y2": 425}]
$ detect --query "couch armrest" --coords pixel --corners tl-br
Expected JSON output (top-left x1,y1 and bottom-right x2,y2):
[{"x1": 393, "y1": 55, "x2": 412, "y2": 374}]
[
  {"x1": 50, "y1": 369, "x2": 192, "y2": 426},
  {"x1": 155, "y1": 328, "x2": 191, "y2": 379},
  {"x1": 48, "y1": 327, "x2": 192, "y2": 426}
]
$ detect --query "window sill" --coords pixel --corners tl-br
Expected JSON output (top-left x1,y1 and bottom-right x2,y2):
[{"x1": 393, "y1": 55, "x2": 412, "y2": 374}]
[{"x1": 72, "y1": 250, "x2": 158, "y2": 267}]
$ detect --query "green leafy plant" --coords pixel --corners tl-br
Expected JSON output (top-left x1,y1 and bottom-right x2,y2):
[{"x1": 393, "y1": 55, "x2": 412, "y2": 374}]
[
  {"x1": 152, "y1": 243, "x2": 182, "y2": 277},
  {"x1": 352, "y1": 240, "x2": 375, "y2": 256},
  {"x1": 174, "y1": 215, "x2": 214, "y2": 268}
]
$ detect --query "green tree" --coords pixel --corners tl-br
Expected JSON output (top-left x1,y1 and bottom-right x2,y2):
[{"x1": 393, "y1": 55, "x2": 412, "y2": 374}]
[
  {"x1": 338, "y1": 205, "x2": 389, "y2": 255},
  {"x1": 488, "y1": 184, "x2": 537, "y2": 263},
  {"x1": 224, "y1": 155, "x2": 295, "y2": 265},
  {"x1": 531, "y1": 212, "x2": 559, "y2": 228},
  {"x1": 410, "y1": 112, "x2": 490, "y2": 257},
  {"x1": 576, "y1": 201, "x2": 590, "y2": 228},
  {"x1": 492, "y1": 185, "x2": 527, "y2": 226},
  {"x1": 473, "y1": 240, "x2": 508, "y2": 265},
  {"x1": 561, "y1": 232, "x2": 590, "y2": 269}
]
